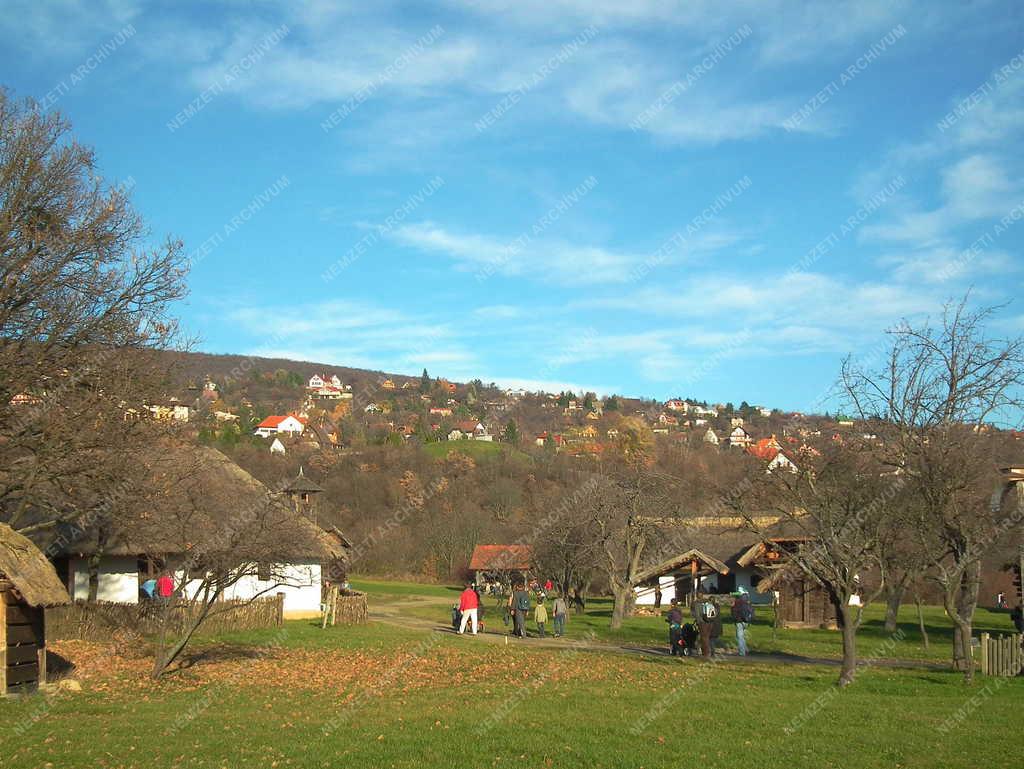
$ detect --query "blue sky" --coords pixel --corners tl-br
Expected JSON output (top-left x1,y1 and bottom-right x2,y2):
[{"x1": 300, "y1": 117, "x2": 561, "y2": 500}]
[{"x1": 3, "y1": 1, "x2": 1023, "y2": 411}]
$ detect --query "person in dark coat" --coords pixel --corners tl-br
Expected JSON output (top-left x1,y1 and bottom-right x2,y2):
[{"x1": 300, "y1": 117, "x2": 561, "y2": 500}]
[
  {"x1": 692, "y1": 594, "x2": 718, "y2": 658},
  {"x1": 666, "y1": 598, "x2": 684, "y2": 656},
  {"x1": 1011, "y1": 604, "x2": 1024, "y2": 634}
]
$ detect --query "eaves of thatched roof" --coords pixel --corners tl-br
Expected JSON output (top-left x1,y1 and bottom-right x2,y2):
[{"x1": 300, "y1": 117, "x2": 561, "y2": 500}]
[{"x1": 0, "y1": 523, "x2": 70, "y2": 607}]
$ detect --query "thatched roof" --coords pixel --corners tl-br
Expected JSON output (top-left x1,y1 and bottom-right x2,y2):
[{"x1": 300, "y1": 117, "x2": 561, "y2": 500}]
[
  {"x1": 0, "y1": 523, "x2": 70, "y2": 607},
  {"x1": 48, "y1": 445, "x2": 347, "y2": 562},
  {"x1": 283, "y1": 467, "x2": 324, "y2": 494}
]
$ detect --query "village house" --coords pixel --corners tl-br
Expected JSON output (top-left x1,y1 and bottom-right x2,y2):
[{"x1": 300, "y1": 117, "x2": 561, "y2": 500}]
[
  {"x1": 148, "y1": 402, "x2": 191, "y2": 422},
  {"x1": 632, "y1": 521, "x2": 774, "y2": 607},
  {"x1": 730, "y1": 417, "x2": 744, "y2": 428},
  {"x1": 48, "y1": 451, "x2": 350, "y2": 619},
  {"x1": 703, "y1": 428, "x2": 719, "y2": 445},
  {"x1": 534, "y1": 432, "x2": 564, "y2": 447},
  {"x1": 757, "y1": 406, "x2": 772, "y2": 417},
  {"x1": 254, "y1": 414, "x2": 307, "y2": 437},
  {"x1": 468, "y1": 544, "x2": 532, "y2": 588},
  {"x1": 381, "y1": 379, "x2": 395, "y2": 390},
  {"x1": 728, "y1": 426, "x2": 752, "y2": 448},
  {"x1": 269, "y1": 437, "x2": 287, "y2": 455},
  {"x1": 658, "y1": 413, "x2": 678, "y2": 426},
  {"x1": 665, "y1": 399, "x2": 688, "y2": 412},
  {"x1": 429, "y1": 407, "x2": 453, "y2": 417},
  {"x1": 747, "y1": 435, "x2": 798, "y2": 473}
]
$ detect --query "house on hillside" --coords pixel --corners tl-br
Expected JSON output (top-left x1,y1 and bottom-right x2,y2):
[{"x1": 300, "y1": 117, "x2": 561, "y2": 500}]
[
  {"x1": 254, "y1": 414, "x2": 306, "y2": 437},
  {"x1": 703, "y1": 428, "x2": 719, "y2": 445},
  {"x1": 429, "y1": 407, "x2": 452, "y2": 417},
  {"x1": 381, "y1": 379, "x2": 395, "y2": 390},
  {"x1": 269, "y1": 437, "x2": 287, "y2": 455},
  {"x1": 47, "y1": 450, "x2": 350, "y2": 618},
  {"x1": 665, "y1": 399, "x2": 688, "y2": 412},
  {"x1": 728, "y1": 426, "x2": 751, "y2": 448},
  {"x1": 469, "y1": 544, "x2": 532, "y2": 587}
]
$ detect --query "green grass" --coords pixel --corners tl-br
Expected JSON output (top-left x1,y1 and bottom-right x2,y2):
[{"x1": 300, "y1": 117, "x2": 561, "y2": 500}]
[
  {"x1": 2, "y1": 618, "x2": 1022, "y2": 768},
  {"x1": 355, "y1": 577, "x2": 1020, "y2": 663},
  {"x1": 421, "y1": 439, "x2": 513, "y2": 459}
]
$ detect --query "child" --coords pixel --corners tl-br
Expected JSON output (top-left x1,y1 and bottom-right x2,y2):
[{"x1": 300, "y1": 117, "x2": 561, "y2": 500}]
[
  {"x1": 534, "y1": 597, "x2": 548, "y2": 638},
  {"x1": 451, "y1": 602, "x2": 461, "y2": 632}
]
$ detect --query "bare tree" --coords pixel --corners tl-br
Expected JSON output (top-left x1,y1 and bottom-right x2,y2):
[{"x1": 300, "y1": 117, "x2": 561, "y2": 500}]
[
  {"x1": 124, "y1": 446, "x2": 344, "y2": 679},
  {"x1": 839, "y1": 298, "x2": 1024, "y2": 682},
  {"x1": 0, "y1": 89, "x2": 188, "y2": 537},
  {"x1": 733, "y1": 441, "x2": 898, "y2": 686}
]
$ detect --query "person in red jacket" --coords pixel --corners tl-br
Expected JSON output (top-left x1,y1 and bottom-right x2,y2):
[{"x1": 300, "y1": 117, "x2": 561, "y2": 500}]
[
  {"x1": 458, "y1": 582, "x2": 479, "y2": 635},
  {"x1": 156, "y1": 573, "x2": 174, "y2": 600}
]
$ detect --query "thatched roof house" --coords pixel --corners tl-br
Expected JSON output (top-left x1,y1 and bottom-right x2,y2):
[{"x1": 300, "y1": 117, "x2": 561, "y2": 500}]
[
  {"x1": 45, "y1": 445, "x2": 349, "y2": 617},
  {"x1": 1, "y1": 523, "x2": 69, "y2": 695}
]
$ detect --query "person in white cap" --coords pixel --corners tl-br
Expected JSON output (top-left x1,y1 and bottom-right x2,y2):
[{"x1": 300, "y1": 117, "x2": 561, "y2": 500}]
[{"x1": 730, "y1": 586, "x2": 754, "y2": 656}]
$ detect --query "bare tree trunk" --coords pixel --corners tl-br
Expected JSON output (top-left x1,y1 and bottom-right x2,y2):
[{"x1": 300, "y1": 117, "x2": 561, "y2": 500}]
[
  {"x1": 883, "y1": 579, "x2": 906, "y2": 634},
  {"x1": 944, "y1": 562, "x2": 980, "y2": 683},
  {"x1": 835, "y1": 618, "x2": 860, "y2": 692},
  {"x1": 609, "y1": 581, "x2": 634, "y2": 630},
  {"x1": 914, "y1": 590, "x2": 929, "y2": 650}
]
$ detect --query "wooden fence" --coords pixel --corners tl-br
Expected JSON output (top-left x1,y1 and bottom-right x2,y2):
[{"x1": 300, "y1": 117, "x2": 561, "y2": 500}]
[
  {"x1": 327, "y1": 590, "x2": 367, "y2": 626},
  {"x1": 979, "y1": 632, "x2": 1023, "y2": 676},
  {"x1": 47, "y1": 594, "x2": 285, "y2": 643}
]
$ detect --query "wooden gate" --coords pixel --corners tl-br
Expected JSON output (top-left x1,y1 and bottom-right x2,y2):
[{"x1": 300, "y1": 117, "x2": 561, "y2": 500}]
[{"x1": 979, "y1": 633, "x2": 1023, "y2": 676}]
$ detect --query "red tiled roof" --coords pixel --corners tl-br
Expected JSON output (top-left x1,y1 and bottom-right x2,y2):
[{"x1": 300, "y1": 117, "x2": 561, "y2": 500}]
[
  {"x1": 257, "y1": 414, "x2": 307, "y2": 429},
  {"x1": 469, "y1": 544, "x2": 532, "y2": 571}
]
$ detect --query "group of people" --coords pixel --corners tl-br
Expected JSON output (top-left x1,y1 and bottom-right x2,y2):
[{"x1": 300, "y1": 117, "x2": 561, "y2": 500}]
[
  {"x1": 665, "y1": 587, "x2": 755, "y2": 658},
  {"x1": 453, "y1": 579, "x2": 570, "y2": 638},
  {"x1": 140, "y1": 573, "x2": 174, "y2": 602}
]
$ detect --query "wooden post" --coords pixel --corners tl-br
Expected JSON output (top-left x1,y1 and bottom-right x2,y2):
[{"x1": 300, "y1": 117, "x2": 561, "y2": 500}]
[
  {"x1": 0, "y1": 589, "x2": 8, "y2": 695},
  {"x1": 275, "y1": 592, "x2": 285, "y2": 627},
  {"x1": 980, "y1": 632, "x2": 989, "y2": 675},
  {"x1": 36, "y1": 606, "x2": 46, "y2": 688}
]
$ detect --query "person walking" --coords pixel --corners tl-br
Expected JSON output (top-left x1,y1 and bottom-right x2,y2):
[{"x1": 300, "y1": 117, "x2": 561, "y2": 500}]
[
  {"x1": 511, "y1": 582, "x2": 531, "y2": 638},
  {"x1": 731, "y1": 587, "x2": 754, "y2": 656},
  {"x1": 552, "y1": 594, "x2": 568, "y2": 637},
  {"x1": 544, "y1": 578, "x2": 553, "y2": 593},
  {"x1": 458, "y1": 581, "x2": 479, "y2": 635},
  {"x1": 692, "y1": 593, "x2": 717, "y2": 658},
  {"x1": 666, "y1": 598, "x2": 684, "y2": 656},
  {"x1": 535, "y1": 597, "x2": 548, "y2": 638}
]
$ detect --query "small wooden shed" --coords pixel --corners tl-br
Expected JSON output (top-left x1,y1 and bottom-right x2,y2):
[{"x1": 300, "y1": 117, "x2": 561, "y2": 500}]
[{"x1": 0, "y1": 523, "x2": 71, "y2": 695}]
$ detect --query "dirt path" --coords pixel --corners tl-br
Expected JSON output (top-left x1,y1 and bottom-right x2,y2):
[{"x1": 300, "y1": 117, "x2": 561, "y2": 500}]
[{"x1": 368, "y1": 603, "x2": 947, "y2": 672}]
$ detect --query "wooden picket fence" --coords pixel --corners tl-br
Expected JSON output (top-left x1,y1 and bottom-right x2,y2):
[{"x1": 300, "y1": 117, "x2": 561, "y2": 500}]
[
  {"x1": 47, "y1": 595, "x2": 285, "y2": 643},
  {"x1": 979, "y1": 632, "x2": 1023, "y2": 677}
]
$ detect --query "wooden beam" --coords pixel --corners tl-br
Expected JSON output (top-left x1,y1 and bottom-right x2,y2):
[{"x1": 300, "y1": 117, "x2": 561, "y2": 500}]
[{"x1": 0, "y1": 589, "x2": 7, "y2": 695}]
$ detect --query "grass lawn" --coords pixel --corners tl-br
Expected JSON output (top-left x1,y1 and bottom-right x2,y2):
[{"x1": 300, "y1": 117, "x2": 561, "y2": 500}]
[
  {"x1": 421, "y1": 439, "x2": 516, "y2": 460},
  {"x1": 352, "y1": 577, "x2": 1020, "y2": 663},
  {"x1": 1, "y1": 580, "x2": 1021, "y2": 768}
]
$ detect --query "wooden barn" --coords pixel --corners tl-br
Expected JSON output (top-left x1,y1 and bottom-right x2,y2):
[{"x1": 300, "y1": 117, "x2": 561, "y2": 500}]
[
  {"x1": 737, "y1": 537, "x2": 838, "y2": 629},
  {"x1": 0, "y1": 522, "x2": 71, "y2": 695},
  {"x1": 469, "y1": 544, "x2": 532, "y2": 588}
]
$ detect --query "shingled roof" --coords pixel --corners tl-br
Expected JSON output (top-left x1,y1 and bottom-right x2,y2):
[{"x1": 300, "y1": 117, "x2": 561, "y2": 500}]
[{"x1": 469, "y1": 544, "x2": 532, "y2": 571}]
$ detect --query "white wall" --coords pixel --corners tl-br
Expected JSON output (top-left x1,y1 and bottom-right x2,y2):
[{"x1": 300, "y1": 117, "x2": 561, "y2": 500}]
[
  {"x1": 69, "y1": 556, "x2": 140, "y2": 603},
  {"x1": 179, "y1": 560, "x2": 323, "y2": 617},
  {"x1": 633, "y1": 567, "x2": 771, "y2": 606}
]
